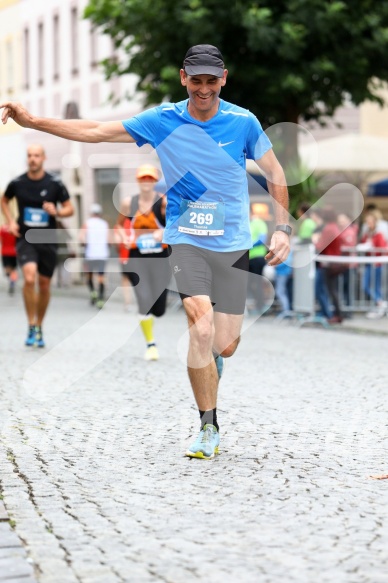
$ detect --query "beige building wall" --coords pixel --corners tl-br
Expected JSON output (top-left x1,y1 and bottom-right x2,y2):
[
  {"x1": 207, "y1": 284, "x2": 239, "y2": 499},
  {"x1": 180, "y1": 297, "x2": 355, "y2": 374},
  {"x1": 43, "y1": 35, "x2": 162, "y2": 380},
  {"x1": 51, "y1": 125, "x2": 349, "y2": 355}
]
[
  {"x1": 360, "y1": 86, "x2": 388, "y2": 217},
  {"x1": 0, "y1": 0, "x2": 26, "y2": 194},
  {"x1": 360, "y1": 85, "x2": 388, "y2": 138}
]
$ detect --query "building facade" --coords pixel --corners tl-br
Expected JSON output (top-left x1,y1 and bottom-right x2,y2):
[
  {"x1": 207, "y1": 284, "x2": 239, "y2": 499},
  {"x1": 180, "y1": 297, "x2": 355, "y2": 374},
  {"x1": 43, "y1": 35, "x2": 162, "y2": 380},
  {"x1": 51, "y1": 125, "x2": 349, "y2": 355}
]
[
  {"x1": 0, "y1": 0, "x2": 161, "y2": 228},
  {"x1": 1, "y1": 1, "x2": 388, "y2": 226}
]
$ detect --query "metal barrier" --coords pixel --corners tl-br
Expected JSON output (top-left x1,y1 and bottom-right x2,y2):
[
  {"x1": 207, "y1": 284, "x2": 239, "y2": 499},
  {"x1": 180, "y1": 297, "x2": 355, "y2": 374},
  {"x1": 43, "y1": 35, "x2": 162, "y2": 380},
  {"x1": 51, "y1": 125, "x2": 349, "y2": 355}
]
[
  {"x1": 64, "y1": 246, "x2": 388, "y2": 316},
  {"x1": 291, "y1": 245, "x2": 388, "y2": 317},
  {"x1": 336, "y1": 247, "x2": 388, "y2": 312}
]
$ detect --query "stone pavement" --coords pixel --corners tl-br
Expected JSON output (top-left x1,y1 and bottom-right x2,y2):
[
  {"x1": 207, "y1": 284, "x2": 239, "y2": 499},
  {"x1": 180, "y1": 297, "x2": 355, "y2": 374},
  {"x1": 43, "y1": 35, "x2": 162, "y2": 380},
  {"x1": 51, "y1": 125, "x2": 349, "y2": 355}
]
[{"x1": 0, "y1": 287, "x2": 388, "y2": 583}]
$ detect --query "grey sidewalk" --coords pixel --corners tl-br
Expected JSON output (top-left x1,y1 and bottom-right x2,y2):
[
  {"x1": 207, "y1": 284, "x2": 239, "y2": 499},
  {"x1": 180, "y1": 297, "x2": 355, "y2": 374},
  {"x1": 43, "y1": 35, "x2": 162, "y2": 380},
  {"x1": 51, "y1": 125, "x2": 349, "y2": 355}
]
[{"x1": 1, "y1": 289, "x2": 388, "y2": 583}]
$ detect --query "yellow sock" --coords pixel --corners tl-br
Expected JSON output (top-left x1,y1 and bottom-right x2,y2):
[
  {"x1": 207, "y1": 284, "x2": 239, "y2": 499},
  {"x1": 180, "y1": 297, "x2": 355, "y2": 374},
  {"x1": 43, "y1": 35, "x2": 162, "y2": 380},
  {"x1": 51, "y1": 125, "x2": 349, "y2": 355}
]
[{"x1": 140, "y1": 316, "x2": 155, "y2": 345}]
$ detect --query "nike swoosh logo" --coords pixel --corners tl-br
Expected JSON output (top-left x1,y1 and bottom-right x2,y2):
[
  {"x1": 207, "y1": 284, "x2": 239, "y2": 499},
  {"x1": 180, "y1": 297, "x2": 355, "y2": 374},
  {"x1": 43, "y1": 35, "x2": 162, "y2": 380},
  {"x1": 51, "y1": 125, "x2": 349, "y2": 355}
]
[{"x1": 218, "y1": 140, "x2": 234, "y2": 148}]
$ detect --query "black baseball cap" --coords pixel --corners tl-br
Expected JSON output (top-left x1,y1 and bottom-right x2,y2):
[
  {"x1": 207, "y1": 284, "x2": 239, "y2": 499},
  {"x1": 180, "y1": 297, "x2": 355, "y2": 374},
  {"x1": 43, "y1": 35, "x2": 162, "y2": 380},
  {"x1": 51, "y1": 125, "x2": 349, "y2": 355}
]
[{"x1": 183, "y1": 44, "x2": 225, "y2": 77}]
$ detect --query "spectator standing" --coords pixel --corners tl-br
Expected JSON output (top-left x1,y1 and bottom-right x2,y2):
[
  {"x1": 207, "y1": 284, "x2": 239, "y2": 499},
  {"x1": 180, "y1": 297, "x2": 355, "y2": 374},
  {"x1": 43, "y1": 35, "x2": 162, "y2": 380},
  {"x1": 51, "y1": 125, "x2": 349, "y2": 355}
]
[
  {"x1": 313, "y1": 208, "x2": 343, "y2": 324},
  {"x1": 360, "y1": 212, "x2": 388, "y2": 319},
  {"x1": 337, "y1": 213, "x2": 358, "y2": 313},
  {"x1": 360, "y1": 204, "x2": 388, "y2": 240},
  {"x1": 0, "y1": 223, "x2": 18, "y2": 294}
]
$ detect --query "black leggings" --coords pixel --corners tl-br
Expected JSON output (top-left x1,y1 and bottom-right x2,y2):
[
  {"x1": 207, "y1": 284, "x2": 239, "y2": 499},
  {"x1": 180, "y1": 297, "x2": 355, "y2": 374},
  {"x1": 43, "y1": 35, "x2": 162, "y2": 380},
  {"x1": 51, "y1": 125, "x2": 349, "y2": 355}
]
[{"x1": 123, "y1": 249, "x2": 171, "y2": 316}]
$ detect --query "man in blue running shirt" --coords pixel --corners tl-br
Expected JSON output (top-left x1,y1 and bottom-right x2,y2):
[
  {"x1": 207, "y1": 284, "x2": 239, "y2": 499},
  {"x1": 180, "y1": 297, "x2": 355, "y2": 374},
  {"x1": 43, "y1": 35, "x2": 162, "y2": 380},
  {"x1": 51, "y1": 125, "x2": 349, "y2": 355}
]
[{"x1": 1, "y1": 45, "x2": 291, "y2": 460}]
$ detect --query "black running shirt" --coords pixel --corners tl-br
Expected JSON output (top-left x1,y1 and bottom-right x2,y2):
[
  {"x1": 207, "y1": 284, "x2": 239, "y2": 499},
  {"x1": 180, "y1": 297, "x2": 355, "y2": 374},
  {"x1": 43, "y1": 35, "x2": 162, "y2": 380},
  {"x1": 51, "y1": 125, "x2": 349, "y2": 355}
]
[{"x1": 4, "y1": 172, "x2": 70, "y2": 238}]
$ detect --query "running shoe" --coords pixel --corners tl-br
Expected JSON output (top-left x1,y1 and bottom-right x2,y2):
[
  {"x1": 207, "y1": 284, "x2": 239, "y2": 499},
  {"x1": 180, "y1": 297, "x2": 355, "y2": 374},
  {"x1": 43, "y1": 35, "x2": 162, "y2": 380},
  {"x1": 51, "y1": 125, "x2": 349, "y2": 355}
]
[
  {"x1": 144, "y1": 345, "x2": 159, "y2": 361},
  {"x1": 214, "y1": 354, "x2": 224, "y2": 379},
  {"x1": 25, "y1": 326, "x2": 36, "y2": 347},
  {"x1": 186, "y1": 424, "x2": 220, "y2": 459},
  {"x1": 90, "y1": 291, "x2": 98, "y2": 305},
  {"x1": 96, "y1": 299, "x2": 104, "y2": 309},
  {"x1": 34, "y1": 326, "x2": 45, "y2": 348}
]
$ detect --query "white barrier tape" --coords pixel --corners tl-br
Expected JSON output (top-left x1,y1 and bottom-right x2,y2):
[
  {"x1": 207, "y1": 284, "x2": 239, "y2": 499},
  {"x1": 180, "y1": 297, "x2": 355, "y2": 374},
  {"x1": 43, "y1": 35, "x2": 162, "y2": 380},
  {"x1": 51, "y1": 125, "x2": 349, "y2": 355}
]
[{"x1": 313, "y1": 254, "x2": 388, "y2": 264}]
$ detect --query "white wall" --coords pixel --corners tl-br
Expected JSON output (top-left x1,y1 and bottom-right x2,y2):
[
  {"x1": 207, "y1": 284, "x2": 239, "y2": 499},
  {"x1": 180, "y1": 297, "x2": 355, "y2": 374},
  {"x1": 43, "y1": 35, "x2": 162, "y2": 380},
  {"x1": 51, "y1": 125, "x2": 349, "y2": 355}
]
[{"x1": 1, "y1": 0, "x2": 160, "y2": 228}]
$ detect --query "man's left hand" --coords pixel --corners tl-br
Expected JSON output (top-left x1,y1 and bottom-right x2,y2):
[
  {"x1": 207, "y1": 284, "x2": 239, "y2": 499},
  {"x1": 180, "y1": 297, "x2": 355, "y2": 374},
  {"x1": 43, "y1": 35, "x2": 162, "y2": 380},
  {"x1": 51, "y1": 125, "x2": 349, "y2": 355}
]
[{"x1": 265, "y1": 231, "x2": 290, "y2": 266}]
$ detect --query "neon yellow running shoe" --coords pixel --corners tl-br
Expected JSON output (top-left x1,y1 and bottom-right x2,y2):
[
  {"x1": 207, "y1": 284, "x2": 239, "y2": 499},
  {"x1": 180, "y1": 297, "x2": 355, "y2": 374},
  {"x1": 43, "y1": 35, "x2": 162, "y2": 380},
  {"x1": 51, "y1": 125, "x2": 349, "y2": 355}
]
[
  {"x1": 144, "y1": 345, "x2": 159, "y2": 361},
  {"x1": 186, "y1": 424, "x2": 220, "y2": 459}
]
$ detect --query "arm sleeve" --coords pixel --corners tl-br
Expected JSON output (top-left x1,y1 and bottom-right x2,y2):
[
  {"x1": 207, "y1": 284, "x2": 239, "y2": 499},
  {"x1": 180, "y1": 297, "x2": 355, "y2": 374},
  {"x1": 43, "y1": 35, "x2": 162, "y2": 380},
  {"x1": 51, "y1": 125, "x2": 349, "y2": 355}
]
[
  {"x1": 375, "y1": 233, "x2": 387, "y2": 248},
  {"x1": 55, "y1": 179, "x2": 70, "y2": 203},
  {"x1": 122, "y1": 107, "x2": 161, "y2": 148},
  {"x1": 4, "y1": 181, "x2": 16, "y2": 200},
  {"x1": 245, "y1": 113, "x2": 272, "y2": 161}
]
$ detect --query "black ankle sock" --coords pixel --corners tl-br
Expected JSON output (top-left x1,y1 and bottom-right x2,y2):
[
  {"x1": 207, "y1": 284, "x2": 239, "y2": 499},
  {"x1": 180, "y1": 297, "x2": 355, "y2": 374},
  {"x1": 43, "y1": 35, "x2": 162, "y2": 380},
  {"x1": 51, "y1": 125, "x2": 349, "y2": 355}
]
[
  {"x1": 199, "y1": 408, "x2": 219, "y2": 431},
  {"x1": 88, "y1": 278, "x2": 94, "y2": 292},
  {"x1": 99, "y1": 283, "x2": 105, "y2": 299}
]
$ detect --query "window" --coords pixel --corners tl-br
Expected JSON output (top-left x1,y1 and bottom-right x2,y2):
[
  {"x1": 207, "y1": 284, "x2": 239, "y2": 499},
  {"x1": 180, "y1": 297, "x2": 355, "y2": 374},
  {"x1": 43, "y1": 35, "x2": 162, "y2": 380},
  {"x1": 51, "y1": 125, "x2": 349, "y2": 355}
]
[
  {"x1": 71, "y1": 7, "x2": 79, "y2": 75},
  {"x1": 24, "y1": 28, "x2": 29, "y2": 89},
  {"x1": 6, "y1": 41, "x2": 13, "y2": 93},
  {"x1": 38, "y1": 22, "x2": 44, "y2": 86},
  {"x1": 90, "y1": 25, "x2": 98, "y2": 69},
  {"x1": 94, "y1": 168, "x2": 121, "y2": 227},
  {"x1": 53, "y1": 14, "x2": 60, "y2": 81}
]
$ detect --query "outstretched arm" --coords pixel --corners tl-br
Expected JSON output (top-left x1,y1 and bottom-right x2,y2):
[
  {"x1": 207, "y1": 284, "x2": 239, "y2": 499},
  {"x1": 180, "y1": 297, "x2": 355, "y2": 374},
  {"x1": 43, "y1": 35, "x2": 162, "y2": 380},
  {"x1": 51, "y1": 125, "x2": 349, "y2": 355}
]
[
  {"x1": 1, "y1": 195, "x2": 20, "y2": 237},
  {"x1": 0, "y1": 102, "x2": 134, "y2": 144}
]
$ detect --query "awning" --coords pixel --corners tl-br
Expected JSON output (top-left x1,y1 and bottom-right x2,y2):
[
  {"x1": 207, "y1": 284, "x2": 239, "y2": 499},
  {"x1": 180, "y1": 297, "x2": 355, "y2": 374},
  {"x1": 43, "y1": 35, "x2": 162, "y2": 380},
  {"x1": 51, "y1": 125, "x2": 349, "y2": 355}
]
[
  {"x1": 367, "y1": 178, "x2": 388, "y2": 196},
  {"x1": 299, "y1": 133, "x2": 388, "y2": 172}
]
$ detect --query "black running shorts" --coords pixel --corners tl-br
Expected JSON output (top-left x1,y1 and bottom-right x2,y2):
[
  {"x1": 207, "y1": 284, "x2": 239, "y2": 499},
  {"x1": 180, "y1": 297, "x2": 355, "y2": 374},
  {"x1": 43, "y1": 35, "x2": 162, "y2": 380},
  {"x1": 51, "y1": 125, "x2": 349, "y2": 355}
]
[
  {"x1": 16, "y1": 238, "x2": 57, "y2": 278},
  {"x1": 169, "y1": 244, "x2": 249, "y2": 315},
  {"x1": 2, "y1": 255, "x2": 17, "y2": 269},
  {"x1": 122, "y1": 248, "x2": 171, "y2": 317}
]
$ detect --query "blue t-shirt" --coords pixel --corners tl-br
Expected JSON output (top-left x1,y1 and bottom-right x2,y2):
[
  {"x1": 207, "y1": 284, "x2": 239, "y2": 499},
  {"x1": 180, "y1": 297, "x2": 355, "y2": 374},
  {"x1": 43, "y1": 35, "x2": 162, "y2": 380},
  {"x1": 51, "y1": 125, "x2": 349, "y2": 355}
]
[{"x1": 122, "y1": 99, "x2": 272, "y2": 252}]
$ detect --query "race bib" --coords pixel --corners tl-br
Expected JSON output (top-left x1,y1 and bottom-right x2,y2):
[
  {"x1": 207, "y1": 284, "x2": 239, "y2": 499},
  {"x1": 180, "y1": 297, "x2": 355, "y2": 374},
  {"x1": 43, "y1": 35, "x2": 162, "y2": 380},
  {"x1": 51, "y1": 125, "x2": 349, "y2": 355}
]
[
  {"x1": 136, "y1": 233, "x2": 163, "y2": 254},
  {"x1": 178, "y1": 200, "x2": 225, "y2": 236},
  {"x1": 24, "y1": 207, "x2": 49, "y2": 227}
]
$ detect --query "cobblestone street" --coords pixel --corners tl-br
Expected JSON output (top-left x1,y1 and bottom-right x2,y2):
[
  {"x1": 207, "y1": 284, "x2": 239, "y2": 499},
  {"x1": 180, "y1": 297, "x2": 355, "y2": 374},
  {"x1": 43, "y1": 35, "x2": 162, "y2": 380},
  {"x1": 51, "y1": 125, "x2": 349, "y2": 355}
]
[{"x1": 1, "y1": 288, "x2": 387, "y2": 583}]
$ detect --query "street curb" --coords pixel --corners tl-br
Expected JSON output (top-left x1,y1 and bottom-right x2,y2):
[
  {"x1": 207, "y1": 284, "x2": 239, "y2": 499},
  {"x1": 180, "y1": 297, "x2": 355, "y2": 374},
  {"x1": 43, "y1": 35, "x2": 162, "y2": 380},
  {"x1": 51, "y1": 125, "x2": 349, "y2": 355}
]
[{"x1": 333, "y1": 325, "x2": 388, "y2": 337}]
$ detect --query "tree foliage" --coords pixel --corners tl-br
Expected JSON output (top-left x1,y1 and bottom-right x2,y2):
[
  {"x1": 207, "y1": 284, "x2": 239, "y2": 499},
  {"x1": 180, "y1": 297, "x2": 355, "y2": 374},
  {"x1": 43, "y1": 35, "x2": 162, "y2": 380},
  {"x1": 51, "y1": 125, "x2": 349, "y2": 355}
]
[{"x1": 84, "y1": 0, "x2": 388, "y2": 128}]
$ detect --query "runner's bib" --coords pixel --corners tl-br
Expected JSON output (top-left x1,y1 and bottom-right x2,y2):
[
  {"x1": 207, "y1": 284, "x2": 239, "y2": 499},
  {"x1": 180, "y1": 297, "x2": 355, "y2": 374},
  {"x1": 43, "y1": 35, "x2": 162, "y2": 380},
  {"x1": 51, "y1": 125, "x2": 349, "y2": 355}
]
[
  {"x1": 24, "y1": 207, "x2": 49, "y2": 227},
  {"x1": 136, "y1": 233, "x2": 163, "y2": 254},
  {"x1": 178, "y1": 200, "x2": 225, "y2": 236}
]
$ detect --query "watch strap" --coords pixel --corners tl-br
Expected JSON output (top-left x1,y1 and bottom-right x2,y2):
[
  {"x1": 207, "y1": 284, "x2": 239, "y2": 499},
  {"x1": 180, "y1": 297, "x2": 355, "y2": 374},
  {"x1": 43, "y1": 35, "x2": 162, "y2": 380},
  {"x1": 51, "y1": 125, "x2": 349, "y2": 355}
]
[{"x1": 275, "y1": 224, "x2": 292, "y2": 236}]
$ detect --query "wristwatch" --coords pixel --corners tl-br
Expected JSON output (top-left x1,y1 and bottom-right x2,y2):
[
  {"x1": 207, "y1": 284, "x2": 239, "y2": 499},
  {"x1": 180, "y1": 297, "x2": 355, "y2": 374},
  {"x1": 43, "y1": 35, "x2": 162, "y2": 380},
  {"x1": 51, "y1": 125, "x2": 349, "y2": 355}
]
[{"x1": 275, "y1": 224, "x2": 292, "y2": 236}]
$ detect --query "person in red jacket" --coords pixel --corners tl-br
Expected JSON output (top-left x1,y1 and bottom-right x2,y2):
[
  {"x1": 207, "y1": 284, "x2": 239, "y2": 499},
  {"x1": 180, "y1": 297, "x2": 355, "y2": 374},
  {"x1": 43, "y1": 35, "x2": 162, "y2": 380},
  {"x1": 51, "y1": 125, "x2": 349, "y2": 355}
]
[
  {"x1": 0, "y1": 223, "x2": 18, "y2": 295},
  {"x1": 313, "y1": 207, "x2": 344, "y2": 323},
  {"x1": 361, "y1": 212, "x2": 388, "y2": 319},
  {"x1": 337, "y1": 213, "x2": 359, "y2": 312}
]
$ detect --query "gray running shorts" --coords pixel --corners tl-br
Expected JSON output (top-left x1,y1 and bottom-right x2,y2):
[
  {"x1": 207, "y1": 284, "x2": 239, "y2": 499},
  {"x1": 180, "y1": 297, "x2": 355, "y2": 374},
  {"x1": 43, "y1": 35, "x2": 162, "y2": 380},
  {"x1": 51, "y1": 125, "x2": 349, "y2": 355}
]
[{"x1": 169, "y1": 244, "x2": 249, "y2": 315}]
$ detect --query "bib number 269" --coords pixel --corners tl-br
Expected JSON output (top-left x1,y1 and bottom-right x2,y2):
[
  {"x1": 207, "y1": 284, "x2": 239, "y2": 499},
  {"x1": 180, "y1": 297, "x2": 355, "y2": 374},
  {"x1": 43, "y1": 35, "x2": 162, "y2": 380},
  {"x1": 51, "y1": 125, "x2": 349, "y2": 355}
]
[
  {"x1": 189, "y1": 212, "x2": 214, "y2": 226},
  {"x1": 178, "y1": 199, "x2": 225, "y2": 236}
]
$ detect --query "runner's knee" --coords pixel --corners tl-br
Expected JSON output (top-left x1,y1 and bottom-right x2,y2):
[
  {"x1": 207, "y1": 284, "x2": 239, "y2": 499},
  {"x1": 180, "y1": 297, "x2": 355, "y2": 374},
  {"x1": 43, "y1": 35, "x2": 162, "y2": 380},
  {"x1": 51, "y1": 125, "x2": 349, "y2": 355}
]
[{"x1": 24, "y1": 272, "x2": 36, "y2": 286}]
